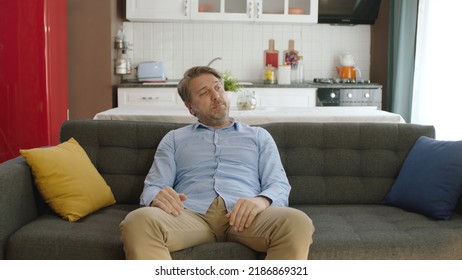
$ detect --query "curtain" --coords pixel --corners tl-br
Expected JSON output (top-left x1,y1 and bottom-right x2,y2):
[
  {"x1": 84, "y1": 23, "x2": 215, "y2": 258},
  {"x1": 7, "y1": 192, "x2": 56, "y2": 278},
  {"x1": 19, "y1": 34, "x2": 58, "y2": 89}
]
[
  {"x1": 387, "y1": 0, "x2": 419, "y2": 122},
  {"x1": 411, "y1": 0, "x2": 462, "y2": 140}
]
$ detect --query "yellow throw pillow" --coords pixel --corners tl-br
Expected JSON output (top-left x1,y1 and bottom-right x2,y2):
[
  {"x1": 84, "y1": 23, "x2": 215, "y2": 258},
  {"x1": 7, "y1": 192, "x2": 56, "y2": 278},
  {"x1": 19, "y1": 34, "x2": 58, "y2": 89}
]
[{"x1": 20, "y1": 137, "x2": 116, "y2": 222}]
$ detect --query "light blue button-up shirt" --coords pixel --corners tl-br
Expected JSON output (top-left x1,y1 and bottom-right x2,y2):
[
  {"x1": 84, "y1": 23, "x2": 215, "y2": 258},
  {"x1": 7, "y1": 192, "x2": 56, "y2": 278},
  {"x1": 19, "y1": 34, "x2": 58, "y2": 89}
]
[{"x1": 140, "y1": 120, "x2": 291, "y2": 214}]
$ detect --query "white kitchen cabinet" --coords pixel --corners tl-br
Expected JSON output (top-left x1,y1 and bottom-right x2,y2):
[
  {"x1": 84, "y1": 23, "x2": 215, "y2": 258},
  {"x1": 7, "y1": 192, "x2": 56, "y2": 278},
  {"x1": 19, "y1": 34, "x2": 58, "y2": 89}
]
[
  {"x1": 190, "y1": 0, "x2": 318, "y2": 23},
  {"x1": 118, "y1": 87, "x2": 316, "y2": 110},
  {"x1": 255, "y1": 0, "x2": 318, "y2": 23},
  {"x1": 190, "y1": 0, "x2": 254, "y2": 21},
  {"x1": 126, "y1": 0, "x2": 190, "y2": 21},
  {"x1": 126, "y1": 0, "x2": 317, "y2": 23},
  {"x1": 117, "y1": 88, "x2": 184, "y2": 108}
]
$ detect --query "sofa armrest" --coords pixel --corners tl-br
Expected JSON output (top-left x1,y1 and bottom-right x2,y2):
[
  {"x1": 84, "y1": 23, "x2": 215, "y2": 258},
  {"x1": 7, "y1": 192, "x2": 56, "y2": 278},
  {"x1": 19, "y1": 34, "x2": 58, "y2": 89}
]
[{"x1": 0, "y1": 156, "x2": 39, "y2": 259}]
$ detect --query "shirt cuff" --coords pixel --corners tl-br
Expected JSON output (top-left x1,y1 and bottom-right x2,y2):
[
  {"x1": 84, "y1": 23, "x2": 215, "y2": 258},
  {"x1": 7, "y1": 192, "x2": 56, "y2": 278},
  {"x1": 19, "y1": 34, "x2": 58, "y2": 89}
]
[{"x1": 256, "y1": 195, "x2": 273, "y2": 205}]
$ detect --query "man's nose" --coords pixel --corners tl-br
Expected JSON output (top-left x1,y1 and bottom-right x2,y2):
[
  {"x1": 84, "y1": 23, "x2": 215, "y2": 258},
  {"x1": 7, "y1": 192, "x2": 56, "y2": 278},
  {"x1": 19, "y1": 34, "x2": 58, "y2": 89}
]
[{"x1": 211, "y1": 90, "x2": 221, "y2": 101}]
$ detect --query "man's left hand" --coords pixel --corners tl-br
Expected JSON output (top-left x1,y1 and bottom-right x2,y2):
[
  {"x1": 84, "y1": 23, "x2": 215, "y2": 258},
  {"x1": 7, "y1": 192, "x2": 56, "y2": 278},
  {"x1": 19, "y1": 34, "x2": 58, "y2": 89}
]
[{"x1": 226, "y1": 197, "x2": 270, "y2": 232}]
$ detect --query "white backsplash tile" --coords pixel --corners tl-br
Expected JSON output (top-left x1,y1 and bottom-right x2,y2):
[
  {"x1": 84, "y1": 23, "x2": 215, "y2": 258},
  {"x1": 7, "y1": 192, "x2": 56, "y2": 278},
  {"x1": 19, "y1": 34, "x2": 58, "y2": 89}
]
[{"x1": 122, "y1": 21, "x2": 371, "y2": 81}]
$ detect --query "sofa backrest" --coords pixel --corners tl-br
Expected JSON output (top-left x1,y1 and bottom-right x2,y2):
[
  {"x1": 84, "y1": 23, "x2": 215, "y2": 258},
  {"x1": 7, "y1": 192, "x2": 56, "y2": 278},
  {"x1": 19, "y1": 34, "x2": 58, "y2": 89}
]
[
  {"x1": 60, "y1": 120, "x2": 435, "y2": 206},
  {"x1": 262, "y1": 122, "x2": 435, "y2": 205}
]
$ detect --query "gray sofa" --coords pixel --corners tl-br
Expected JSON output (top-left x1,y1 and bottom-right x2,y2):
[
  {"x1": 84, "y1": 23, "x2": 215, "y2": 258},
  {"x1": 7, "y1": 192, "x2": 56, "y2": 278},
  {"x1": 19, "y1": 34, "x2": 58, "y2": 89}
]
[{"x1": 1, "y1": 120, "x2": 462, "y2": 260}]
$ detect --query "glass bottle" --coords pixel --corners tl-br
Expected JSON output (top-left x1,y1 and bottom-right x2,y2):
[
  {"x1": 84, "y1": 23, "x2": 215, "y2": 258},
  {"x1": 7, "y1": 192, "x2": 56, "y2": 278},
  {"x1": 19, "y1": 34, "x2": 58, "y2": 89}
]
[{"x1": 237, "y1": 90, "x2": 257, "y2": 110}]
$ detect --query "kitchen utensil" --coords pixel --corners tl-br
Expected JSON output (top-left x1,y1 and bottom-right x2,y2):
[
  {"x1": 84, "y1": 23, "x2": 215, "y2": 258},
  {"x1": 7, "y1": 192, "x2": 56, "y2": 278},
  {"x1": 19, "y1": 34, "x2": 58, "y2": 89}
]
[
  {"x1": 278, "y1": 65, "x2": 291, "y2": 85},
  {"x1": 115, "y1": 58, "x2": 131, "y2": 75},
  {"x1": 339, "y1": 54, "x2": 355, "y2": 66},
  {"x1": 263, "y1": 65, "x2": 277, "y2": 84},
  {"x1": 237, "y1": 90, "x2": 257, "y2": 110},
  {"x1": 336, "y1": 54, "x2": 360, "y2": 79},
  {"x1": 283, "y1": 40, "x2": 299, "y2": 67},
  {"x1": 295, "y1": 56, "x2": 304, "y2": 83},
  {"x1": 337, "y1": 66, "x2": 356, "y2": 79},
  {"x1": 137, "y1": 61, "x2": 166, "y2": 82},
  {"x1": 264, "y1": 39, "x2": 279, "y2": 68}
]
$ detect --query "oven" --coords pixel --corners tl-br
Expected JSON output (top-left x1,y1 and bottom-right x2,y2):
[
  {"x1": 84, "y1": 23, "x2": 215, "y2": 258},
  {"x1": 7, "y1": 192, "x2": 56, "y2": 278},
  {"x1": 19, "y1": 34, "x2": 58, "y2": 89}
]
[
  {"x1": 313, "y1": 78, "x2": 382, "y2": 108},
  {"x1": 317, "y1": 88, "x2": 382, "y2": 108}
]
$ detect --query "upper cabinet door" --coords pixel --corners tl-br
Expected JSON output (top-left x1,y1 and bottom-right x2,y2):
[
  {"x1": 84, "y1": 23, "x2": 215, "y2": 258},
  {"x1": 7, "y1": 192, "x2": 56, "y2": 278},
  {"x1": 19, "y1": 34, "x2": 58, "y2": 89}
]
[
  {"x1": 126, "y1": 0, "x2": 317, "y2": 23},
  {"x1": 190, "y1": 0, "x2": 254, "y2": 21},
  {"x1": 255, "y1": 0, "x2": 318, "y2": 23},
  {"x1": 126, "y1": 0, "x2": 191, "y2": 21}
]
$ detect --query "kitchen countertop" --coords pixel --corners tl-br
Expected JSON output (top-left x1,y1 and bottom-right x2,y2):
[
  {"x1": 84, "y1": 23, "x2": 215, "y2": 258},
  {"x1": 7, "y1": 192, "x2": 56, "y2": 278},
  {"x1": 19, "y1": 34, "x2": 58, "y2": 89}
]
[
  {"x1": 94, "y1": 106, "x2": 404, "y2": 124},
  {"x1": 118, "y1": 80, "x2": 382, "y2": 89}
]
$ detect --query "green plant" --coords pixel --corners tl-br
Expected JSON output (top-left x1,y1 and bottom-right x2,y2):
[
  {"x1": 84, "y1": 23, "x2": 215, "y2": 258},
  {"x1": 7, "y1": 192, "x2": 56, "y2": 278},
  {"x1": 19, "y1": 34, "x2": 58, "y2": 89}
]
[{"x1": 222, "y1": 71, "x2": 241, "y2": 92}]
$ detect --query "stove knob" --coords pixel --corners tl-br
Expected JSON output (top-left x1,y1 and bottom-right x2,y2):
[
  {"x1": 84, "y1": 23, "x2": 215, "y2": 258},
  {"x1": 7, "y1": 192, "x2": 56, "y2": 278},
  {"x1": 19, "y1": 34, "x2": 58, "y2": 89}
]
[
  {"x1": 364, "y1": 93, "x2": 370, "y2": 99},
  {"x1": 330, "y1": 92, "x2": 336, "y2": 99},
  {"x1": 347, "y1": 93, "x2": 353, "y2": 98}
]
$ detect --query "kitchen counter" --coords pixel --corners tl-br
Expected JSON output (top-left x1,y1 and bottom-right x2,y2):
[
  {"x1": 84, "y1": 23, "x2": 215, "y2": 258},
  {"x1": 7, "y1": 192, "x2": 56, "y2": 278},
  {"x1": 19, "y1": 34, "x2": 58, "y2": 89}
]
[
  {"x1": 118, "y1": 80, "x2": 383, "y2": 89},
  {"x1": 93, "y1": 106, "x2": 404, "y2": 124}
]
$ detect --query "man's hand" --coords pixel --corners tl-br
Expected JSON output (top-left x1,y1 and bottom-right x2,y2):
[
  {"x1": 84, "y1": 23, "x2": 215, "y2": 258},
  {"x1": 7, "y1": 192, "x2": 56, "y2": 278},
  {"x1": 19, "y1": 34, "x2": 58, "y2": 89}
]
[
  {"x1": 150, "y1": 187, "x2": 187, "y2": 216},
  {"x1": 226, "y1": 197, "x2": 270, "y2": 232}
]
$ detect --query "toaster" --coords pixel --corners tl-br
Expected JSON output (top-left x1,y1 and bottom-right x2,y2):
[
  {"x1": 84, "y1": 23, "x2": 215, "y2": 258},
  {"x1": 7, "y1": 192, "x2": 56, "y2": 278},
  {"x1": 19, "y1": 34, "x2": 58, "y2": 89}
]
[{"x1": 137, "y1": 61, "x2": 166, "y2": 82}]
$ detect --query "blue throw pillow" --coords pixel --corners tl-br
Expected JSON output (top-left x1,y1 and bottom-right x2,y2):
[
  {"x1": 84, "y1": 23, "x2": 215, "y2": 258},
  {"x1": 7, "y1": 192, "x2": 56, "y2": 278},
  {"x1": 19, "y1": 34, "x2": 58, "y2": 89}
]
[{"x1": 383, "y1": 136, "x2": 462, "y2": 220}]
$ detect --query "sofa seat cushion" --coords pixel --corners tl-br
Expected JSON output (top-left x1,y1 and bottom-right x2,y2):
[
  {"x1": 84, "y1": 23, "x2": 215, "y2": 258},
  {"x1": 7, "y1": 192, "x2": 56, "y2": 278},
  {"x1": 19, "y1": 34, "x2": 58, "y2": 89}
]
[
  {"x1": 7, "y1": 204, "x2": 137, "y2": 260},
  {"x1": 298, "y1": 205, "x2": 462, "y2": 260},
  {"x1": 6, "y1": 204, "x2": 259, "y2": 260},
  {"x1": 171, "y1": 242, "x2": 260, "y2": 260}
]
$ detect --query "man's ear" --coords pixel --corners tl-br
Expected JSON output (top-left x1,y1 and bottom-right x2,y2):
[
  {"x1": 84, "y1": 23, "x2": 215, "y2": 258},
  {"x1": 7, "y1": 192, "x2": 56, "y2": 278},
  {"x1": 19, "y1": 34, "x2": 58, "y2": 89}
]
[{"x1": 184, "y1": 102, "x2": 196, "y2": 116}]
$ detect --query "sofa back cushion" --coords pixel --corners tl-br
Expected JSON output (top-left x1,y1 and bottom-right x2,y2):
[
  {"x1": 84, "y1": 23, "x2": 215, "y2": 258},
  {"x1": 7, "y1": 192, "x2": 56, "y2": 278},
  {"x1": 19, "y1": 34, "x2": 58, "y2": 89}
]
[
  {"x1": 60, "y1": 120, "x2": 435, "y2": 206},
  {"x1": 263, "y1": 122, "x2": 435, "y2": 205},
  {"x1": 61, "y1": 121, "x2": 185, "y2": 204}
]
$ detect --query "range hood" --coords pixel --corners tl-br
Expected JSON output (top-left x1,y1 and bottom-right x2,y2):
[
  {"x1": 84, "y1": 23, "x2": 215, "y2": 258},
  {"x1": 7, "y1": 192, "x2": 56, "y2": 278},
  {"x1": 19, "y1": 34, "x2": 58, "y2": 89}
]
[{"x1": 318, "y1": 0, "x2": 382, "y2": 25}]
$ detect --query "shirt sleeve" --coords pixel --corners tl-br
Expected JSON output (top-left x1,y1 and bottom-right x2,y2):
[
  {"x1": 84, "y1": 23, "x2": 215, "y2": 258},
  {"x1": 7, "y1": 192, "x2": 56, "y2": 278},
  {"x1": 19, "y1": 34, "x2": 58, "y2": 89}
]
[
  {"x1": 139, "y1": 130, "x2": 177, "y2": 207},
  {"x1": 256, "y1": 127, "x2": 291, "y2": 207}
]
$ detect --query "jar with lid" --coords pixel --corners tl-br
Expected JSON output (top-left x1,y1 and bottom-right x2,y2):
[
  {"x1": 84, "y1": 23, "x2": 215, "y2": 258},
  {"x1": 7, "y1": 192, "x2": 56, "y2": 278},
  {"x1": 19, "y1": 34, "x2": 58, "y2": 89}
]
[
  {"x1": 263, "y1": 65, "x2": 277, "y2": 84},
  {"x1": 237, "y1": 90, "x2": 257, "y2": 110}
]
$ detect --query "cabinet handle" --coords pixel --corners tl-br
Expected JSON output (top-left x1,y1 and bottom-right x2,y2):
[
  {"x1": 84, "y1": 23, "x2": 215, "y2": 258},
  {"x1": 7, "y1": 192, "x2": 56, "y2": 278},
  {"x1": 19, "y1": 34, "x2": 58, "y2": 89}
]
[
  {"x1": 184, "y1": 0, "x2": 189, "y2": 17},
  {"x1": 256, "y1": 1, "x2": 261, "y2": 18},
  {"x1": 364, "y1": 93, "x2": 370, "y2": 98},
  {"x1": 141, "y1": 97, "x2": 160, "y2": 100},
  {"x1": 248, "y1": 1, "x2": 253, "y2": 18}
]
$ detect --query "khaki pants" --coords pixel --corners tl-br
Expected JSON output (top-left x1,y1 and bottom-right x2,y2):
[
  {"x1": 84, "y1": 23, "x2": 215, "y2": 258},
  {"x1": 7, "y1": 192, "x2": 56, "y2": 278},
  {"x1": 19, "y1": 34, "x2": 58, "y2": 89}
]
[{"x1": 119, "y1": 197, "x2": 314, "y2": 260}]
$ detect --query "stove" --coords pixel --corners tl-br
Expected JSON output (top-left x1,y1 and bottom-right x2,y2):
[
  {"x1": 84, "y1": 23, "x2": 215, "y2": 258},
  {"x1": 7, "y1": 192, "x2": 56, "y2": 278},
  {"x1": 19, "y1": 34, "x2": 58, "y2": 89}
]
[{"x1": 313, "y1": 78, "x2": 372, "y2": 84}]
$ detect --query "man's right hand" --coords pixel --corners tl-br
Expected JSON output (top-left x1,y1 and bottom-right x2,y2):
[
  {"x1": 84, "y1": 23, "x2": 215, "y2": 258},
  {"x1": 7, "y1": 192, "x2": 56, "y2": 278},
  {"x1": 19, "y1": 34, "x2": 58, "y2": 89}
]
[{"x1": 150, "y1": 187, "x2": 187, "y2": 216}]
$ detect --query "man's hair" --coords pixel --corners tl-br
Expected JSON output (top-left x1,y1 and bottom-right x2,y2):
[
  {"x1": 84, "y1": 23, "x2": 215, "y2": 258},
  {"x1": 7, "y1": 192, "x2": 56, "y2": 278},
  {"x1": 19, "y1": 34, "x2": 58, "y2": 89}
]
[{"x1": 177, "y1": 66, "x2": 223, "y2": 102}]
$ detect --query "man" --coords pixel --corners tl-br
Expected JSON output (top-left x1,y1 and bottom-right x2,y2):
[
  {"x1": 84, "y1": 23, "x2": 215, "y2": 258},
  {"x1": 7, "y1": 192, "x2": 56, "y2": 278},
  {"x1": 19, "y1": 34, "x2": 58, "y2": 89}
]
[{"x1": 119, "y1": 66, "x2": 314, "y2": 260}]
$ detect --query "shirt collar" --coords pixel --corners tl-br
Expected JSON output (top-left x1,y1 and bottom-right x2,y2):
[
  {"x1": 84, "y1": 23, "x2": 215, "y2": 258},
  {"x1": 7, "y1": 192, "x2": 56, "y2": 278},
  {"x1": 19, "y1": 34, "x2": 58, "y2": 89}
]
[{"x1": 193, "y1": 118, "x2": 239, "y2": 131}]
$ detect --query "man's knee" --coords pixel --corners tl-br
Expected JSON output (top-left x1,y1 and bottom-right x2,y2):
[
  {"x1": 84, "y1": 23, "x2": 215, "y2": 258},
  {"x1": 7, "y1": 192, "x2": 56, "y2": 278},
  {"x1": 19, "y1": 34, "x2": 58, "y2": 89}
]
[
  {"x1": 284, "y1": 208, "x2": 314, "y2": 233},
  {"x1": 120, "y1": 207, "x2": 164, "y2": 234},
  {"x1": 266, "y1": 207, "x2": 314, "y2": 238}
]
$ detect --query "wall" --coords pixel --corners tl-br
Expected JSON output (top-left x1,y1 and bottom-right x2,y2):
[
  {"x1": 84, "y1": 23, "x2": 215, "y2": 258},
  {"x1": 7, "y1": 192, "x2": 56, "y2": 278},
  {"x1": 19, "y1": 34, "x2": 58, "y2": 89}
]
[
  {"x1": 67, "y1": 0, "x2": 123, "y2": 120},
  {"x1": 66, "y1": 1, "x2": 389, "y2": 119},
  {"x1": 122, "y1": 21, "x2": 371, "y2": 82},
  {"x1": 371, "y1": 0, "x2": 390, "y2": 110}
]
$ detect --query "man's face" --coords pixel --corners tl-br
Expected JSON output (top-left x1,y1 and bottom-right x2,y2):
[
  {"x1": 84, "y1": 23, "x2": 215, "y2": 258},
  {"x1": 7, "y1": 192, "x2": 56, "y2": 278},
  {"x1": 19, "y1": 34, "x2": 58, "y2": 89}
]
[{"x1": 185, "y1": 73, "x2": 231, "y2": 127}]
